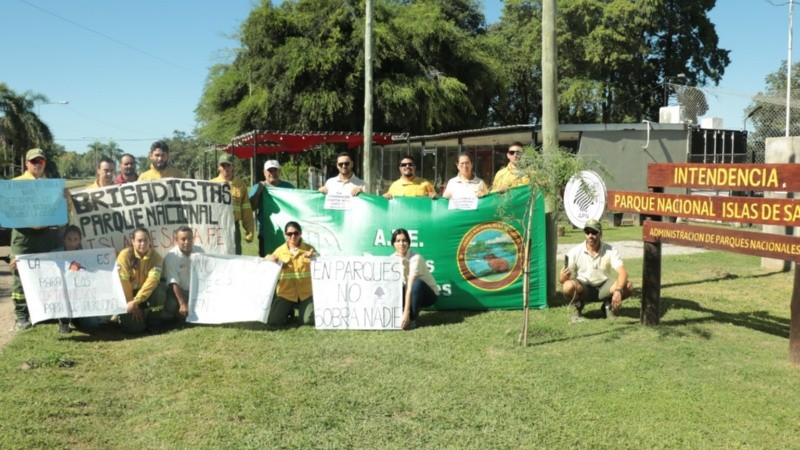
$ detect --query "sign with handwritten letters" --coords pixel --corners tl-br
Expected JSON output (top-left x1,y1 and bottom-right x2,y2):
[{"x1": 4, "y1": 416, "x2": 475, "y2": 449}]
[
  {"x1": 447, "y1": 196, "x2": 478, "y2": 211},
  {"x1": 187, "y1": 253, "x2": 280, "y2": 324},
  {"x1": 0, "y1": 179, "x2": 68, "y2": 228},
  {"x1": 69, "y1": 179, "x2": 235, "y2": 257},
  {"x1": 16, "y1": 248, "x2": 127, "y2": 324},
  {"x1": 323, "y1": 193, "x2": 353, "y2": 210},
  {"x1": 311, "y1": 256, "x2": 403, "y2": 330}
]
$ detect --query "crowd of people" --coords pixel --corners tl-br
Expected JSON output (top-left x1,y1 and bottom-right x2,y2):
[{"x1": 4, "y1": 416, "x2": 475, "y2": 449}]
[{"x1": 6, "y1": 140, "x2": 632, "y2": 334}]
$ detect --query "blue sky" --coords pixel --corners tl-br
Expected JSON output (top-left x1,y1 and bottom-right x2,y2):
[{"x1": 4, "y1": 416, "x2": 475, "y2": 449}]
[{"x1": 0, "y1": 0, "x2": 793, "y2": 157}]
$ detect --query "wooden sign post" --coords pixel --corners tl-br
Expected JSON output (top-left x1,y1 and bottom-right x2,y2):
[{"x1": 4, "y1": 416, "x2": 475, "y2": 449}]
[{"x1": 609, "y1": 163, "x2": 800, "y2": 365}]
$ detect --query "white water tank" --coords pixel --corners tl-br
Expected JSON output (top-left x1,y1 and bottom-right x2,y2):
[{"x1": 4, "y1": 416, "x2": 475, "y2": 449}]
[
  {"x1": 659, "y1": 106, "x2": 686, "y2": 124},
  {"x1": 700, "y1": 117, "x2": 723, "y2": 129}
]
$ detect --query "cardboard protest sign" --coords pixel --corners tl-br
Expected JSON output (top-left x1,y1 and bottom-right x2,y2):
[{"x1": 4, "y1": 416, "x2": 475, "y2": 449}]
[
  {"x1": 311, "y1": 256, "x2": 403, "y2": 330},
  {"x1": 187, "y1": 253, "x2": 280, "y2": 324},
  {"x1": 0, "y1": 179, "x2": 68, "y2": 228},
  {"x1": 16, "y1": 248, "x2": 127, "y2": 324},
  {"x1": 69, "y1": 179, "x2": 235, "y2": 256}
]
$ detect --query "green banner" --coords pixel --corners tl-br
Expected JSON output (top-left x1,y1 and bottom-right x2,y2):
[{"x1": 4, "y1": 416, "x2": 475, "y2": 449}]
[{"x1": 258, "y1": 187, "x2": 546, "y2": 310}]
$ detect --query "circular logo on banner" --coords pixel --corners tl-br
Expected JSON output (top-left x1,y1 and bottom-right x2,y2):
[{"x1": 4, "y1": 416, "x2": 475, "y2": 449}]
[
  {"x1": 456, "y1": 222, "x2": 524, "y2": 291},
  {"x1": 563, "y1": 170, "x2": 607, "y2": 229}
]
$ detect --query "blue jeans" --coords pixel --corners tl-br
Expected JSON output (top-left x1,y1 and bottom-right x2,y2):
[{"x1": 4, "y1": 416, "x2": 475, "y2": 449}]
[{"x1": 403, "y1": 279, "x2": 438, "y2": 320}]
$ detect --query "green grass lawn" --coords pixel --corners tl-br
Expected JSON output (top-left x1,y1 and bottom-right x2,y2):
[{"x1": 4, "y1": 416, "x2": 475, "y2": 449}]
[{"x1": 2, "y1": 227, "x2": 800, "y2": 449}]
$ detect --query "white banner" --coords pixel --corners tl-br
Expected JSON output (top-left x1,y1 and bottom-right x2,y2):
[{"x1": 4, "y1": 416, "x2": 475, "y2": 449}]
[
  {"x1": 311, "y1": 256, "x2": 403, "y2": 330},
  {"x1": 187, "y1": 253, "x2": 280, "y2": 324},
  {"x1": 69, "y1": 179, "x2": 235, "y2": 256},
  {"x1": 16, "y1": 248, "x2": 127, "y2": 324}
]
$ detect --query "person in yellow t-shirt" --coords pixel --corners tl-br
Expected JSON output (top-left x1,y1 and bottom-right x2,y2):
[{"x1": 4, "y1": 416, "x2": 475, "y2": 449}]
[
  {"x1": 210, "y1": 154, "x2": 254, "y2": 255},
  {"x1": 138, "y1": 140, "x2": 186, "y2": 180},
  {"x1": 491, "y1": 142, "x2": 531, "y2": 193},
  {"x1": 265, "y1": 221, "x2": 318, "y2": 326},
  {"x1": 383, "y1": 155, "x2": 437, "y2": 199}
]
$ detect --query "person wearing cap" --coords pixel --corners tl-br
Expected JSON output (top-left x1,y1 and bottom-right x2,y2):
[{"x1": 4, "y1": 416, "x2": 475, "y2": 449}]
[
  {"x1": 88, "y1": 156, "x2": 116, "y2": 189},
  {"x1": 8, "y1": 149, "x2": 63, "y2": 330},
  {"x1": 382, "y1": 155, "x2": 436, "y2": 199},
  {"x1": 491, "y1": 142, "x2": 531, "y2": 193},
  {"x1": 210, "y1": 154, "x2": 254, "y2": 255},
  {"x1": 319, "y1": 152, "x2": 365, "y2": 196},
  {"x1": 116, "y1": 153, "x2": 139, "y2": 184},
  {"x1": 138, "y1": 140, "x2": 186, "y2": 180},
  {"x1": 249, "y1": 159, "x2": 295, "y2": 257},
  {"x1": 560, "y1": 219, "x2": 633, "y2": 321}
]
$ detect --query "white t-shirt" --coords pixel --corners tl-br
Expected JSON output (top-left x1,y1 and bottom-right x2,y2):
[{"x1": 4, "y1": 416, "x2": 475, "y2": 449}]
[
  {"x1": 324, "y1": 174, "x2": 365, "y2": 195},
  {"x1": 443, "y1": 175, "x2": 487, "y2": 198},
  {"x1": 399, "y1": 250, "x2": 440, "y2": 295},
  {"x1": 163, "y1": 244, "x2": 204, "y2": 291}
]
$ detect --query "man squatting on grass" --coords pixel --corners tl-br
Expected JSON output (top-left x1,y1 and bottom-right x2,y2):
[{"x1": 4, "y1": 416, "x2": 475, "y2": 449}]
[
  {"x1": 559, "y1": 219, "x2": 633, "y2": 320},
  {"x1": 163, "y1": 225, "x2": 204, "y2": 323}
]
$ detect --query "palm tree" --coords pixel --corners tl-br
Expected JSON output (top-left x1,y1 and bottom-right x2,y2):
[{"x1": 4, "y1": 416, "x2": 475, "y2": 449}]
[{"x1": 0, "y1": 83, "x2": 53, "y2": 176}]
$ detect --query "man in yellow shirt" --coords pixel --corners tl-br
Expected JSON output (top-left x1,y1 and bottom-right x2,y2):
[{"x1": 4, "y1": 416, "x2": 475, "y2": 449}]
[
  {"x1": 383, "y1": 155, "x2": 437, "y2": 199},
  {"x1": 138, "y1": 140, "x2": 187, "y2": 180},
  {"x1": 210, "y1": 154, "x2": 254, "y2": 255},
  {"x1": 87, "y1": 156, "x2": 116, "y2": 189},
  {"x1": 491, "y1": 142, "x2": 531, "y2": 193},
  {"x1": 9, "y1": 149, "x2": 63, "y2": 330}
]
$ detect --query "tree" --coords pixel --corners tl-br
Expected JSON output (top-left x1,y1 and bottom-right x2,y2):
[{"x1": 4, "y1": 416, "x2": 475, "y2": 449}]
[
  {"x1": 196, "y1": 0, "x2": 502, "y2": 143},
  {"x1": 0, "y1": 83, "x2": 54, "y2": 176},
  {"x1": 490, "y1": 0, "x2": 729, "y2": 124},
  {"x1": 747, "y1": 60, "x2": 800, "y2": 150}
]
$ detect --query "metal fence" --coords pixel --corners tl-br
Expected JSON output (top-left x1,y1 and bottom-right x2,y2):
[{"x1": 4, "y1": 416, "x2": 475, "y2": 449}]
[{"x1": 671, "y1": 83, "x2": 800, "y2": 164}]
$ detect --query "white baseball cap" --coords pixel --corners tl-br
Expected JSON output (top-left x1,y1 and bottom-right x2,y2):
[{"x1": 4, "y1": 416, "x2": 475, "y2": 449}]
[{"x1": 264, "y1": 160, "x2": 280, "y2": 170}]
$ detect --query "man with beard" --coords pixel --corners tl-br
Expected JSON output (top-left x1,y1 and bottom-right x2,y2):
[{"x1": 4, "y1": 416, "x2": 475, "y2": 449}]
[
  {"x1": 138, "y1": 140, "x2": 186, "y2": 180},
  {"x1": 88, "y1": 156, "x2": 116, "y2": 188},
  {"x1": 491, "y1": 142, "x2": 530, "y2": 193},
  {"x1": 116, "y1": 153, "x2": 139, "y2": 184},
  {"x1": 319, "y1": 152, "x2": 365, "y2": 196},
  {"x1": 382, "y1": 155, "x2": 436, "y2": 199},
  {"x1": 560, "y1": 219, "x2": 633, "y2": 321},
  {"x1": 9, "y1": 149, "x2": 64, "y2": 330}
]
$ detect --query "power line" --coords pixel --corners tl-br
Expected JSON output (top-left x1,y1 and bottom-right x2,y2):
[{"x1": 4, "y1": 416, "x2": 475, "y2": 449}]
[{"x1": 16, "y1": 0, "x2": 202, "y2": 76}]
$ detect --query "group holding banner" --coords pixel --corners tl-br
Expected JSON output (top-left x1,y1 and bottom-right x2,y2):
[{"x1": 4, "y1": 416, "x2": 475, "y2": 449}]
[{"x1": 2, "y1": 173, "x2": 545, "y2": 332}]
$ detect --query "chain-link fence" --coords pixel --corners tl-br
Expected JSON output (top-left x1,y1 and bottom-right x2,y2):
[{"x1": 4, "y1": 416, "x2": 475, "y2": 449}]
[{"x1": 669, "y1": 83, "x2": 800, "y2": 164}]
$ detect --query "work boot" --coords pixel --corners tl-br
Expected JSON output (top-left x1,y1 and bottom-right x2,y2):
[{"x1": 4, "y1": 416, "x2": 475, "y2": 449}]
[
  {"x1": 570, "y1": 304, "x2": 584, "y2": 323},
  {"x1": 603, "y1": 302, "x2": 617, "y2": 320},
  {"x1": 14, "y1": 318, "x2": 32, "y2": 331},
  {"x1": 58, "y1": 320, "x2": 71, "y2": 334}
]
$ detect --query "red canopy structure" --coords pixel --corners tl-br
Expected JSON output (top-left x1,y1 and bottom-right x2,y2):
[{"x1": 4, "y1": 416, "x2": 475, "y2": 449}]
[{"x1": 223, "y1": 130, "x2": 395, "y2": 159}]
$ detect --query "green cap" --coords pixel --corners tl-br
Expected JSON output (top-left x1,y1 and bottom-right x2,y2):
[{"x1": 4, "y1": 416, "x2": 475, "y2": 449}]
[
  {"x1": 583, "y1": 219, "x2": 602, "y2": 234},
  {"x1": 218, "y1": 154, "x2": 234, "y2": 165},
  {"x1": 26, "y1": 148, "x2": 45, "y2": 161}
]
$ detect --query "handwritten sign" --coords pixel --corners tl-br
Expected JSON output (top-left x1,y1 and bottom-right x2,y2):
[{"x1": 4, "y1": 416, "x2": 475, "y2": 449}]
[
  {"x1": 187, "y1": 253, "x2": 280, "y2": 324},
  {"x1": 16, "y1": 248, "x2": 127, "y2": 324},
  {"x1": 311, "y1": 256, "x2": 403, "y2": 330},
  {"x1": 69, "y1": 179, "x2": 235, "y2": 256},
  {"x1": 323, "y1": 193, "x2": 353, "y2": 210},
  {"x1": 0, "y1": 179, "x2": 68, "y2": 228},
  {"x1": 447, "y1": 196, "x2": 478, "y2": 210}
]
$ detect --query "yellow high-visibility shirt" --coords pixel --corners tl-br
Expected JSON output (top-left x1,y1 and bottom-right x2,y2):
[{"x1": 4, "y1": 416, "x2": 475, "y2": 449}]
[
  {"x1": 210, "y1": 176, "x2": 254, "y2": 236},
  {"x1": 270, "y1": 241, "x2": 317, "y2": 302}
]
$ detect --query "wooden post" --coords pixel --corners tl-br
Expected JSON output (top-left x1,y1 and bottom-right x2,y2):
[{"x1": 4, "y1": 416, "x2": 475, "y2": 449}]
[
  {"x1": 641, "y1": 186, "x2": 662, "y2": 325},
  {"x1": 790, "y1": 265, "x2": 800, "y2": 365}
]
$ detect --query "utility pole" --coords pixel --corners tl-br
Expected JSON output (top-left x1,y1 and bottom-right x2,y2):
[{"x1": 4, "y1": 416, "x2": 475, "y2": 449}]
[
  {"x1": 363, "y1": 0, "x2": 375, "y2": 192},
  {"x1": 542, "y1": 0, "x2": 558, "y2": 300},
  {"x1": 787, "y1": 0, "x2": 795, "y2": 137}
]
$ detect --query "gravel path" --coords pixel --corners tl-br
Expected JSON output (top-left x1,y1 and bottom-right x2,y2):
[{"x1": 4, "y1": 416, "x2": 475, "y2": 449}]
[{"x1": 557, "y1": 240, "x2": 707, "y2": 261}]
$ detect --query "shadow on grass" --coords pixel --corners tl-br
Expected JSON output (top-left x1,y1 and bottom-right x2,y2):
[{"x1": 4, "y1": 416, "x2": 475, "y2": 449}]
[
  {"x1": 658, "y1": 296, "x2": 789, "y2": 339},
  {"x1": 661, "y1": 269, "x2": 787, "y2": 289}
]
